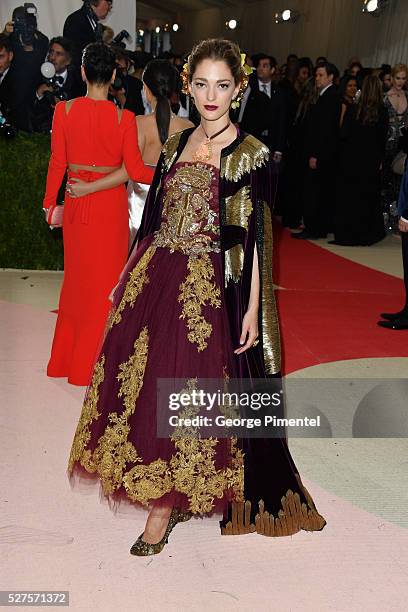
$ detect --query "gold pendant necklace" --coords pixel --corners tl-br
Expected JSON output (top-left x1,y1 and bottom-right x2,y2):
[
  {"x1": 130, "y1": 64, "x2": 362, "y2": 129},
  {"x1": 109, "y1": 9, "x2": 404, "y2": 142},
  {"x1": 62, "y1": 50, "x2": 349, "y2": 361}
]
[{"x1": 193, "y1": 122, "x2": 230, "y2": 162}]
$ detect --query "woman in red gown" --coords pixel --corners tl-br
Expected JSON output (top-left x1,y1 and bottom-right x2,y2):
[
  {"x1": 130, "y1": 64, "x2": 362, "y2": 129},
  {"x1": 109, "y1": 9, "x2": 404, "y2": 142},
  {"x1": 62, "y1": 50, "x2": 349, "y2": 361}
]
[{"x1": 42, "y1": 43, "x2": 154, "y2": 386}]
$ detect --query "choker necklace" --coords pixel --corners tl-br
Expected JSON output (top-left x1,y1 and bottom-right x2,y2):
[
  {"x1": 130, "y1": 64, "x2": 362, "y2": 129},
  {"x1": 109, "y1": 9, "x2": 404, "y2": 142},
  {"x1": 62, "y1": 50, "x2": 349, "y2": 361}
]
[{"x1": 193, "y1": 122, "x2": 230, "y2": 162}]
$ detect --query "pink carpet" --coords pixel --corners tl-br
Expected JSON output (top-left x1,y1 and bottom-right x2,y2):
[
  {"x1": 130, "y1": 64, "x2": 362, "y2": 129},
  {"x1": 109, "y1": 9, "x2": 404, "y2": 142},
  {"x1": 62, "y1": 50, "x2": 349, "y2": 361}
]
[{"x1": 1, "y1": 299, "x2": 408, "y2": 610}]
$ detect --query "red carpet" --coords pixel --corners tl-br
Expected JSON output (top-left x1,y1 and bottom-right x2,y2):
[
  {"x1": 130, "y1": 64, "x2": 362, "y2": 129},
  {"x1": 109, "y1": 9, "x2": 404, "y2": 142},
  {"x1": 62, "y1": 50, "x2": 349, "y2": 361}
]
[{"x1": 272, "y1": 223, "x2": 408, "y2": 374}]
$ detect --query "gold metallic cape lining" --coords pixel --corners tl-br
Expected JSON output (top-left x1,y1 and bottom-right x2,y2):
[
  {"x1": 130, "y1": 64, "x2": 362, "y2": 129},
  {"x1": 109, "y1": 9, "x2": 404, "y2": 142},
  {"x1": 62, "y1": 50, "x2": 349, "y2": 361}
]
[
  {"x1": 220, "y1": 135, "x2": 269, "y2": 182},
  {"x1": 220, "y1": 475, "x2": 326, "y2": 536},
  {"x1": 261, "y1": 201, "x2": 281, "y2": 374},
  {"x1": 225, "y1": 185, "x2": 253, "y2": 229},
  {"x1": 162, "y1": 130, "x2": 183, "y2": 171},
  {"x1": 224, "y1": 244, "x2": 244, "y2": 286}
]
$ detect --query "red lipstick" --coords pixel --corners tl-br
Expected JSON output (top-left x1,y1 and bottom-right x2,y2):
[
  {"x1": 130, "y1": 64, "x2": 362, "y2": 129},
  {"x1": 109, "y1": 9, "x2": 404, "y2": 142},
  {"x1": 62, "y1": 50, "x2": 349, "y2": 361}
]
[{"x1": 204, "y1": 105, "x2": 218, "y2": 111}]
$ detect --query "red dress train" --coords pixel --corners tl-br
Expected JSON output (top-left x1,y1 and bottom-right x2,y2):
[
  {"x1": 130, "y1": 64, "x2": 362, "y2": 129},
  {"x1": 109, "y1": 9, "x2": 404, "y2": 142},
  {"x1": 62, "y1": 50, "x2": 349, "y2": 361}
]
[{"x1": 43, "y1": 97, "x2": 154, "y2": 386}]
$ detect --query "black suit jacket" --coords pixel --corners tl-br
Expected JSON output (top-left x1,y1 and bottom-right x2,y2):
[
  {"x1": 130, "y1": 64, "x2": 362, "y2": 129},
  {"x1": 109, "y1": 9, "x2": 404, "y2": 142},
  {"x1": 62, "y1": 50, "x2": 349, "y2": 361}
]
[
  {"x1": 239, "y1": 74, "x2": 286, "y2": 152},
  {"x1": 307, "y1": 85, "x2": 341, "y2": 168},
  {"x1": 123, "y1": 76, "x2": 145, "y2": 116},
  {"x1": 63, "y1": 5, "x2": 99, "y2": 58}
]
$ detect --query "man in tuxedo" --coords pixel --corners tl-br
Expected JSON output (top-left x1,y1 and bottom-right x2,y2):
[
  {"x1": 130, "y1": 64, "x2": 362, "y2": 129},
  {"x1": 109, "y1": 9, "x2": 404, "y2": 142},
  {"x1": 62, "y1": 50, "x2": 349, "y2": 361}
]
[
  {"x1": 238, "y1": 54, "x2": 286, "y2": 163},
  {"x1": 292, "y1": 62, "x2": 341, "y2": 239},
  {"x1": 32, "y1": 37, "x2": 83, "y2": 133},
  {"x1": 63, "y1": 0, "x2": 112, "y2": 58}
]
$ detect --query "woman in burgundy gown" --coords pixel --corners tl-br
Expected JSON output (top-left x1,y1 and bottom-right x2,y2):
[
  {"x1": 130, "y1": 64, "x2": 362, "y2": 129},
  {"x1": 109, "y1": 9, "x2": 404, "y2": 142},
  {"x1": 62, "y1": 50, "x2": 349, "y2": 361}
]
[{"x1": 68, "y1": 38, "x2": 326, "y2": 556}]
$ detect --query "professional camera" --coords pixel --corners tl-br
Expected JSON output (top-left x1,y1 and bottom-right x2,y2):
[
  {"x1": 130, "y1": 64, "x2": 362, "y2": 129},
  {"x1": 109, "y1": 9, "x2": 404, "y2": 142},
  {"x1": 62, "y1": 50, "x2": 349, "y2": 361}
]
[
  {"x1": 12, "y1": 3, "x2": 38, "y2": 47},
  {"x1": 40, "y1": 62, "x2": 69, "y2": 103},
  {"x1": 112, "y1": 30, "x2": 131, "y2": 49}
]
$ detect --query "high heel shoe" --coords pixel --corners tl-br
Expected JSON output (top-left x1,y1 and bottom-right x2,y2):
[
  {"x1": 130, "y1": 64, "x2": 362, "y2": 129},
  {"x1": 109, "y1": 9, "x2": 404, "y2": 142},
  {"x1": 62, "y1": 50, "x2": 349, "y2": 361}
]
[
  {"x1": 130, "y1": 508, "x2": 191, "y2": 556},
  {"x1": 380, "y1": 310, "x2": 408, "y2": 321}
]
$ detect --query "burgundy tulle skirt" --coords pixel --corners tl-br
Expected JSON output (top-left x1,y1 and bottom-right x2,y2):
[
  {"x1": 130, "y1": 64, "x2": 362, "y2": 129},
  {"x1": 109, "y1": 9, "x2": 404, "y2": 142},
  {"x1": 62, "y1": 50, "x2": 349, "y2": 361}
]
[{"x1": 68, "y1": 234, "x2": 243, "y2": 515}]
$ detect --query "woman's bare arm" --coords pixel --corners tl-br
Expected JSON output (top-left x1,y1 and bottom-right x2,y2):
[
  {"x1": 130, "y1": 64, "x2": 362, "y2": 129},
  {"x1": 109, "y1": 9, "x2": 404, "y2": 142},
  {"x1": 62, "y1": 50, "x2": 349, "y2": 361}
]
[
  {"x1": 234, "y1": 245, "x2": 260, "y2": 354},
  {"x1": 68, "y1": 164, "x2": 129, "y2": 197}
]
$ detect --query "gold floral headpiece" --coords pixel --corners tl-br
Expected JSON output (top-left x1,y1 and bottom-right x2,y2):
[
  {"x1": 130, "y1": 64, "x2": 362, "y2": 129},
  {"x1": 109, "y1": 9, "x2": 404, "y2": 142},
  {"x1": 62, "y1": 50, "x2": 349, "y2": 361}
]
[{"x1": 181, "y1": 51, "x2": 253, "y2": 109}]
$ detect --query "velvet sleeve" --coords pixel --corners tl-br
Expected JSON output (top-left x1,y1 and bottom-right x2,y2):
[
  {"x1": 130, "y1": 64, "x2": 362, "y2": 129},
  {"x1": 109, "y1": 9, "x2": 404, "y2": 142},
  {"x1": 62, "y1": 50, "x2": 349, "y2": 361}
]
[
  {"x1": 42, "y1": 101, "x2": 67, "y2": 210},
  {"x1": 122, "y1": 112, "x2": 154, "y2": 184}
]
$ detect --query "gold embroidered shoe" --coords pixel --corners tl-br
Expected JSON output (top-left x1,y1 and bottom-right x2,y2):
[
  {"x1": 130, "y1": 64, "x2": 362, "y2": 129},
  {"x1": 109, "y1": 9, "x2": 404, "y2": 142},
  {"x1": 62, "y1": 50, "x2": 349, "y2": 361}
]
[{"x1": 130, "y1": 508, "x2": 190, "y2": 556}]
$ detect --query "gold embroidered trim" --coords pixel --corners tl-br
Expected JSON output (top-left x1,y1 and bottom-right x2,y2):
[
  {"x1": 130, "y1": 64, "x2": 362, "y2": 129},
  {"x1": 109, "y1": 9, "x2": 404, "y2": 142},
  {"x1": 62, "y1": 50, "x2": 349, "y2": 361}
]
[
  {"x1": 261, "y1": 201, "x2": 281, "y2": 374},
  {"x1": 162, "y1": 130, "x2": 183, "y2": 171},
  {"x1": 224, "y1": 243, "x2": 244, "y2": 286},
  {"x1": 68, "y1": 355, "x2": 105, "y2": 473},
  {"x1": 220, "y1": 135, "x2": 269, "y2": 182},
  {"x1": 109, "y1": 245, "x2": 156, "y2": 328},
  {"x1": 153, "y1": 162, "x2": 220, "y2": 256},
  {"x1": 88, "y1": 327, "x2": 149, "y2": 495},
  {"x1": 225, "y1": 185, "x2": 253, "y2": 229},
  {"x1": 169, "y1": 378, "x2": 245, "y2": 514},
  {"x1": 178, "y1": 254, "x2": 221, "y2": 351},
  {"x1": 220, "y1": 488, "x2": 326, "y2": 537}
]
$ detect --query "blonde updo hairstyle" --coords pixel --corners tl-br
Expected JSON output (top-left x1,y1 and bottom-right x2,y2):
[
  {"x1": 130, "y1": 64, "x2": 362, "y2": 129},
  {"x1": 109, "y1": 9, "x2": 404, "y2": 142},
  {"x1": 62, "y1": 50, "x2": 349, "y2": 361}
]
[{"x1": 391, "y1": 63, "x2": 408, "y2": 78}]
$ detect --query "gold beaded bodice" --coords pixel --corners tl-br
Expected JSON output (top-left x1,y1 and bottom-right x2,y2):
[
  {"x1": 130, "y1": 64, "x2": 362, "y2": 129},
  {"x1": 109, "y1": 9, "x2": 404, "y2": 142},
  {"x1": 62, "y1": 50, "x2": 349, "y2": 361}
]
[{"x1": 153, "y1": 161, "x2": 220, "y2": 255}]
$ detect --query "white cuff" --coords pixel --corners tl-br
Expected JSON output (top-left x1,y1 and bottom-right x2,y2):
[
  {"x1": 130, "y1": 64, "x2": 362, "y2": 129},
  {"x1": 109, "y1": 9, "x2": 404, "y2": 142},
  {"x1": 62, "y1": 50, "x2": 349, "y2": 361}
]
[{"x1": 401, "y1": 216, "x2": 408, "y2": 222}]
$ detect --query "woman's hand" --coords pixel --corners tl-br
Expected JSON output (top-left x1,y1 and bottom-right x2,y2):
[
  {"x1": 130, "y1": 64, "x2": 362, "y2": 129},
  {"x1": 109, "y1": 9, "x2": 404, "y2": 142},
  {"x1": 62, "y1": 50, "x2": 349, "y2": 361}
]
[
  {"x1": 399, "y1": 217, "x2": 408, "y2": 233},
  {"x1": 234, "y1": 307, "x2": 259, "y2": 355},
  {"x1": 66, "y1": 178, "x2": 94, "y2": 198}
]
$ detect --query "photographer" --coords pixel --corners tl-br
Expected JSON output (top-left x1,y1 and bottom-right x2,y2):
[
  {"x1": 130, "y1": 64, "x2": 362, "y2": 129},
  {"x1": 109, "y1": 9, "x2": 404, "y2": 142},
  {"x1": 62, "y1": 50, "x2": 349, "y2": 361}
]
[
  {"x1": 32, "y1": 37, "x2": 83, "y2": 133},
  {"x1": 63, "y1": 0, "x2": 112, "y2": 58},
  {"x1": 109, "y1": 47, "x2": 144, "y2": 116},
  {"x1": 3, "y1": 4, "x2": 48, "y2": 131}
]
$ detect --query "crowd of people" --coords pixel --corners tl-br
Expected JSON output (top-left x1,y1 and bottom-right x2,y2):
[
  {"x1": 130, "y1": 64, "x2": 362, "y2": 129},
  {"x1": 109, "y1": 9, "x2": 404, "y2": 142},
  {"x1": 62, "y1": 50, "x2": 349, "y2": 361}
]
[{"x1": 2, "y1": 1, "x2": 408, "y2": 249}]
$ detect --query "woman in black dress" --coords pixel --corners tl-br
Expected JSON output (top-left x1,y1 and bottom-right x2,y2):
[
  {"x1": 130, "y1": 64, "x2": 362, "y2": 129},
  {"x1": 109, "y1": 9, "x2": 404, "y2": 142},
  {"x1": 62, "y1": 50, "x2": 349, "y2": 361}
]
[{"x1": 332, "y1": 75, "x2": 388, "y2": 246}]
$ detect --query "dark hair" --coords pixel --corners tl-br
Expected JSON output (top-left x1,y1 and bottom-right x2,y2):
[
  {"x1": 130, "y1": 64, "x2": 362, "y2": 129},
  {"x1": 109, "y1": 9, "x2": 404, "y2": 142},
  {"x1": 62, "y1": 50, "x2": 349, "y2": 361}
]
[
  {"x1": 339, "y1": 75, "x2": 358, "y2": 98},
  {"x1": 356, "y1": 75, "x2": 383, "y2": 125},
  {"x1": 319, "y1": 62, "x2": 339, "y2": 80},
  {"x1": 49, "y1": 37, "x2": 73, "y2": 61},
  {"x1": 82, "y1": 0, "x2": 110, "y2": 6},
  {"x1": 143, "y1": 59, "x2": 178, "y2": 144},
  {"x1": 188, "y1": 38, "x2": 243, "y2": 86},
  {"x1": 254, "y1": 54, "x2": 277, "y2": 69},
  {"x1": 82, "y1": 42, "x2": 116, "y2": 85},
  {"x1": 0, "y1": 33, "x2": 13, "y2": 53},
  {"x1": 349, "y1": 61, "x2": 363, "y2": 73}
]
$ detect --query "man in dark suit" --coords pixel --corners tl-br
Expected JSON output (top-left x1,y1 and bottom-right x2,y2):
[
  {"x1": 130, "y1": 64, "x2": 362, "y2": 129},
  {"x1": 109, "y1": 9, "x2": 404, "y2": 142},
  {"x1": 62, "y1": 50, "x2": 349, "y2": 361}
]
[
  {"x1": 63, "y1": 0, "x2": 112, "y2": 58},
  {"x1": 32, "y1": 37, "x2": 83, "y2": 133},
  {"x1": 292, "y1": 62, "x2": 341, "y2": 239},
  {"x1": 238, "y1": 54, "x2": 286, "y2": 163}
]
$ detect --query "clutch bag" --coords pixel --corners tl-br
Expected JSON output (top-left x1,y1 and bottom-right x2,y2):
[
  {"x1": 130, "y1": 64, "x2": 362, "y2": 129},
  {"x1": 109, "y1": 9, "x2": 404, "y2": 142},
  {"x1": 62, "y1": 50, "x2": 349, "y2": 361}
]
[{"x1": 47, "y1": 204, "x2": 64, "y2": 226}]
